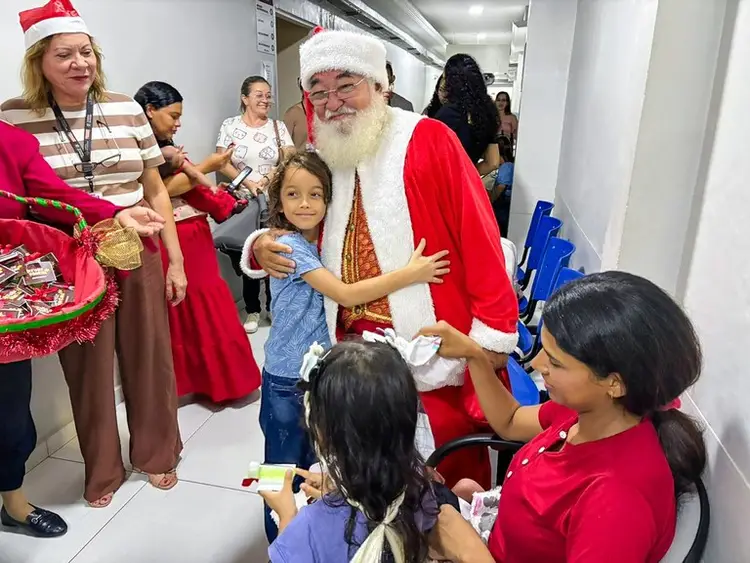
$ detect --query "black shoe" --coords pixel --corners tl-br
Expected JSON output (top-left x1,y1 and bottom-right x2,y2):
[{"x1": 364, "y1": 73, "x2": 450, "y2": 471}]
[{"x1": 0, "y1": 505, "x2": 68, "y2": 538}]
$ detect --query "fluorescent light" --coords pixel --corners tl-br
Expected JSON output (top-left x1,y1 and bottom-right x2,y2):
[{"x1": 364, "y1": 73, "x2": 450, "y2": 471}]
[
  {"x1": 477, "y1": 33, "x2": 487, "y2": 41},
  {"x1": 469, "y1": 5, "x2": 484, "y2": 16}
]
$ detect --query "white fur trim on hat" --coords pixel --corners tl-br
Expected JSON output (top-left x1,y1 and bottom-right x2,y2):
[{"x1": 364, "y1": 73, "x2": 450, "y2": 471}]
[
  {"x1": 300, "y1": 30, "x2": 388, "y2": 90},
  {"x1": 24, "y1": 16, "x2": 89, "y2": 50}
]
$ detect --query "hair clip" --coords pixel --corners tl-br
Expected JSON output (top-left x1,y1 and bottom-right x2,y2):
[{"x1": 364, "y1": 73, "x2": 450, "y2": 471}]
[{"x1": 300, "y1": 342, "x2": 326, "y2": 383}]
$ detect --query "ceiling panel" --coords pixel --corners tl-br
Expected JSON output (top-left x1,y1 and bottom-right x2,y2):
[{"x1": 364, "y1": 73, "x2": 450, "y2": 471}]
[{"x1": 409, "y1": 0, "x2": 527, "y2": 45}]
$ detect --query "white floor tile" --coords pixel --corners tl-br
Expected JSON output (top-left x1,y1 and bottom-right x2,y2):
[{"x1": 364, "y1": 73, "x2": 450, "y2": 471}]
[
  {"x1": 248, "y1": 325, "x2": 271, "y2": 368},
  {"x1": 50, "y1": 405, "x2": 130, "y2": 468},
  {"x1": 51, "y1": 402, "x2": 216, "y2": 468},
  {"x1": 24, "y1": 443, "x2": 49, "y2": 474},
  {"x1": 0, "y1": 459, "x2": 145, "y2": 563},
  {"x1": 177, "y1": 403, "x2": 264, "y2": 492},
  {"x1": 69, "y1": 481, "x2": 268, "y2": 563}
]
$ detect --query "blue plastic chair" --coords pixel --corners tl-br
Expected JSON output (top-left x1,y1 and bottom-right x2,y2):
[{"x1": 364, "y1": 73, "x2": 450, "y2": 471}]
[
  {"x1": 552, "y1": 267, "x2": 584, "y2": 293},
  {"x1": 516, "y1": 201, "x2": 554, "y2": 283},
  {"x1": 516, "y1": 320, "x2": 534, "y2": 357},
  {"x1": 518, "y1": 216, "x2": 562, "y2": 312},
  {"x1": 519, "y1": 267, "x2": 584, "y2": 369},
  {"x1": 520, "y1": 237, "x2": 575, "y2": 324},
  {"x1": 508, "y1": 356, "x2": 540, "y2": 406}
]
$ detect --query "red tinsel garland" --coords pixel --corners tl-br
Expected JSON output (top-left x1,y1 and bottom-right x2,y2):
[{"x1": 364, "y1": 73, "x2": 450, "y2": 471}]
[{"x1": 0, "y1": 274, "x2": 120, "y2": 363}]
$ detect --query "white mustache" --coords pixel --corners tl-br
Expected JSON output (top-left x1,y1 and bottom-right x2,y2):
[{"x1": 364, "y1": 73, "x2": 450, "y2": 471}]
[{"x1": 325, "y1": 107, "x2": 357, "y2": 119}]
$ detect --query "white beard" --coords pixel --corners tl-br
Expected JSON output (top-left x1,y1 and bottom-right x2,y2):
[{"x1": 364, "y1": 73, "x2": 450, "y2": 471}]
[{"x1": 313, "y1": 93, "x2": 391, "y2": 170}]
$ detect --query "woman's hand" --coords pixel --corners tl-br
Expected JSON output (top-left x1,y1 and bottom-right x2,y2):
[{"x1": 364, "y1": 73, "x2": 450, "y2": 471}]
[
  {"x1": 243, "y1": 180, "x2": 263, "y2": 197},
  {"x1": 165, "y1": 261, "x2": 187, "y2": 306},
  {"x1": 253, "y1": 231, "x2": 295, "y2": 279},
  {"x1": 114, "y1": 207, "x2": 166, "y2": 237},
  {"x1": 259, "y1": 470, "x2": 298, "y2": 527},
  {"x1": 429, "y1": 505, "x2": 495, "y2": 563},
  {"x1": 419, "y1": 321, "x2": 485, "y2": 360},
  {"x1": 205, "y1": 147, "x2": 235, "y2": 173},
  {"x1": 407, "y1": 239, "x2": 450, "y2": 284}
]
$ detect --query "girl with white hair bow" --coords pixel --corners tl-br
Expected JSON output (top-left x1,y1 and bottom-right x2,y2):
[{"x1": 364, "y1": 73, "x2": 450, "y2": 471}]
[{"x1": 260, "y1": 340, "x2": 455, "y2": 563}]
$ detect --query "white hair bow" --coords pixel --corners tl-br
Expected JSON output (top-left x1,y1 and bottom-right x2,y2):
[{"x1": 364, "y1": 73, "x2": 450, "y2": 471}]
[{"x1": 300, "y1": 342, "x2": 326, "y2": 382}]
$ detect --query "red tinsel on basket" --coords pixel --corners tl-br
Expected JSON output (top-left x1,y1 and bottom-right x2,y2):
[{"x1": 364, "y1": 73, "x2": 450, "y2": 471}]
[
  {"x1": 0, "y1": 274, "x2": 119, "y2": 362},
  {"x1": 77, "y1": 223, "x2": 104, "y2": 257}
]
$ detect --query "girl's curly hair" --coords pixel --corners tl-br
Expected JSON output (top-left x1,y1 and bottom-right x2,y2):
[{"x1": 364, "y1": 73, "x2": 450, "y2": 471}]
[{"x1": 267, "y1": 151, "x2": 333, "y2": 231}]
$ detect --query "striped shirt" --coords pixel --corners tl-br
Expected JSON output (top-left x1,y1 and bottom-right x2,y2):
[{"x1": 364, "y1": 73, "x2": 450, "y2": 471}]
[{"x1": 1, "y1": 91, "x2": 164, "y2": 208}]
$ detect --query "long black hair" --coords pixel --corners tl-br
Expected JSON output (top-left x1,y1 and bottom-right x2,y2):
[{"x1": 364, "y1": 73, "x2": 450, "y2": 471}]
[
  {"x1": 542, "y1": 271, "x2": 706, "y2": 498},
  {"x1": 498, "y1": 135, "x2": 514, "y2": 164},
  {"x1": 240, "y1": 75, "x2": 270, "y2": 112},
  {"x1": 425, "y1": 54, "x2": 499, "y2": 147},
  {"x1": 302, "y1": 341, "x2": 435, "y2": 562},
  {"x1": 134, "y1": 81, "x2": 183, "y2": 147}
]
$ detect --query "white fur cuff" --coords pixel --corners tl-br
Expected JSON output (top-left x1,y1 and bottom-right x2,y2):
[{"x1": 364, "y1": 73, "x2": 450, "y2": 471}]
[
  {"x1": 239, "y1": 228, "x2": 270, "y2": 279},
  {"x1": 469, "y1": 318, "x2": 519, "y2": 354}
]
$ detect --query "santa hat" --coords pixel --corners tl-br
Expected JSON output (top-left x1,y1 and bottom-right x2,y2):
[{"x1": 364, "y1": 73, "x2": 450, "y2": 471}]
[
  {"x1": 299, "y1": 28, "x2": 388, "y2": 91},
  {"x1": 300, "y1": 27, "x2": 388, "y2": 148},
  {"x1": 20, "y1": 0, "x2": 90, "y2": 50}
]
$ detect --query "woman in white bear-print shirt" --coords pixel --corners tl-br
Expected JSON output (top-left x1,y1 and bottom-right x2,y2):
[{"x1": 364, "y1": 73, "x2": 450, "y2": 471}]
[{"x1": 216, "y1": 75, "x2": 294, "y2": 334}]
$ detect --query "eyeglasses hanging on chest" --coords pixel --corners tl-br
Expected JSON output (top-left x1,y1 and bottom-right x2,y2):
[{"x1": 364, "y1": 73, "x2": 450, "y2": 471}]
[{"x1": 50, "y1": 95, "x2": 122, "y2": 192}]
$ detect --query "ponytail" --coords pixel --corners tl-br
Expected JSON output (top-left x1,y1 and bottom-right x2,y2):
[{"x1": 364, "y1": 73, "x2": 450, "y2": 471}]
[{"x1": 652, "y1": 409, "x2": 706, "y2": 498}]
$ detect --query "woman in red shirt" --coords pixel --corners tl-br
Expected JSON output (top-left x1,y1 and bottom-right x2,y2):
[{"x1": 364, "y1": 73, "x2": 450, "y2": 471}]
[
  {"x1": 422, "y1": 271, "x2": 706, "y2": 562},
  {"x1": 0, "y1": 120, "x2": 164, "y2": 538}
]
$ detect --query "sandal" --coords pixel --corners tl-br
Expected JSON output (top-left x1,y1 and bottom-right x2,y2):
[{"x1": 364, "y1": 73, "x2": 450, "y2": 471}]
[
  {"x1": 87, "y1": 492, "x2": 114, "y2": 509},
  {"x1": 133, "y1": 467, "x2": 178, "y2": 491}
]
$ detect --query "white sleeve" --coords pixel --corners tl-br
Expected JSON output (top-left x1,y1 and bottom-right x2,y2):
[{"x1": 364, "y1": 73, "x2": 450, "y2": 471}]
[{"x1": 216, "y1": 118, "x2": 231, "y2": 149}]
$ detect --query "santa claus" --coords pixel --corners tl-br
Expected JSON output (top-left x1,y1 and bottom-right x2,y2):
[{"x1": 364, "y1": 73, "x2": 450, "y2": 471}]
[{"x1": 242, "y1": 28, "x2": 518, "y2": 487}]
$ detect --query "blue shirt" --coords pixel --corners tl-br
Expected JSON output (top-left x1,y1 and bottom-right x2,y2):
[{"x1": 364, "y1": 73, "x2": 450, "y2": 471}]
[
  {"x1": 264, "y1": 233, "x2": 331, "y2": 378},
  {"x1": 495, "y1": 162, "x2": 514, "y2": 189},
  {"x1": 269, "y1": 492, "x2": 438, "y2": 563}
]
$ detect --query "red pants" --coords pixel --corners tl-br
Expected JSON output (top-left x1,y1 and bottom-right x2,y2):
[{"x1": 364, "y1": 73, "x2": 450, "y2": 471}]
[{"x1": 422, "y1": 385, "x2": 492, "y2": 489}]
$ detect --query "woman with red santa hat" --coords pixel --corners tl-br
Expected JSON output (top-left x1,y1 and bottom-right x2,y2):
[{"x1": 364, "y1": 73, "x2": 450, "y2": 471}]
[
  {"x1": 0, "y1": 118, "x2": 166, "y2": 537},
  {"x1": 2, "y1": 0, "x2": 184, "y2": 516}
]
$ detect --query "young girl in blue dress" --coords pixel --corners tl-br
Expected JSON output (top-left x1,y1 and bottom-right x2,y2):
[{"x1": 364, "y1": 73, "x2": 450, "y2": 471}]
[{"x1": 259, "y1": 151, "x2": 450, "y2": 541}]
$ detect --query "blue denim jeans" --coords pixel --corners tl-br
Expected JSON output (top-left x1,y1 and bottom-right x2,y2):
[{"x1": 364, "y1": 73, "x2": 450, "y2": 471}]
[{"x1": 259, "y1": 369, "x2": 317, "y2": 543}]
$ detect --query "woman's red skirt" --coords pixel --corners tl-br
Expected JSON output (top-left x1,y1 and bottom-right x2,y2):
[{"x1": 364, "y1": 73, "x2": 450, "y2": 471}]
[{"x1": 161, "y1": 215, "x2": 261, "y2": 402}]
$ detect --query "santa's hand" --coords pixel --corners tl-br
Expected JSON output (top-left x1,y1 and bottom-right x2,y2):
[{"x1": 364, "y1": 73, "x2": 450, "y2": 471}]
[
  {"x1": 407, "y1": 239, "x2": 450, "y2": 284},
  {"x1": 254, "y1": 231, "x2": 295, "y2": 279},
  {"x1": 418, "y1": 321, "x2": 484, "y2": 360}
]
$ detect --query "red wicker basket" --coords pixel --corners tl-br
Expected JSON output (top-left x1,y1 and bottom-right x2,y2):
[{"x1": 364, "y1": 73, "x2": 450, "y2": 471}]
[{"x1": 0, "y1": 190, "x2": 119, "y2": 363}]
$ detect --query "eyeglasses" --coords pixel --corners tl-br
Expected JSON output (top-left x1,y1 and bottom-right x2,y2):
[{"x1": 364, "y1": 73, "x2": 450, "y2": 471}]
[
  {"x1": 249, "y1": 93, "x2": 274, "y2": 102},
  {"x1": 72, "y1": 151, "x2": 122, "y2": 175},
  {"x1": 308, "y1": 77, "x2": 366, "y2": 106}
]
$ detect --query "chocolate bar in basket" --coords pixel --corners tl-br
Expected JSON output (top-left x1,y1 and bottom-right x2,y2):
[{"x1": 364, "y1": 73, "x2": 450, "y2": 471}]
[{"x1": 0, "y1": 245, "x2": 74, "y2": 320}]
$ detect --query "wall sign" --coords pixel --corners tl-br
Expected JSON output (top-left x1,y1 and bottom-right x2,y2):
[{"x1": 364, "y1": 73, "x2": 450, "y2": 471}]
[{"x1": 256, "y1": 0, "x2": 276, "y2": 55}]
